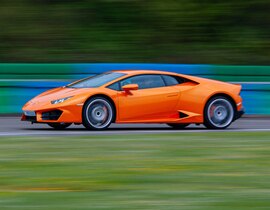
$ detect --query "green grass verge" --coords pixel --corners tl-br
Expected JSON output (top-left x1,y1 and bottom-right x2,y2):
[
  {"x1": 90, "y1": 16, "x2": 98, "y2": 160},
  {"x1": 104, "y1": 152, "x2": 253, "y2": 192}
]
[{"x1": 0, "y1": 132, "x2": 269, "y2": 210}]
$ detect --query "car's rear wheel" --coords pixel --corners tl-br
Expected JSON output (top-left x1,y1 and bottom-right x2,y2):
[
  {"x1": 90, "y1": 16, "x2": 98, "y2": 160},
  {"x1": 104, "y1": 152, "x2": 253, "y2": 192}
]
[
  {"x1": 204, "y1": 96, "x2": 235, "y2": 129},
  {"x1": 83, "y1": 97, "x2": 114, "y2": 130},
  {"x1": 167, "y1": 123, "x2": 190, "y2": 129},
  {"x1": 47, "y1": 123, "x2": 71, "y2": 130}
]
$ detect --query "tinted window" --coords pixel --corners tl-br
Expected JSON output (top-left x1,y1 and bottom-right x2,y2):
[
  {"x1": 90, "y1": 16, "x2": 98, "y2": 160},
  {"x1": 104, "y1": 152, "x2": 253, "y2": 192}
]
[
  {"x1": 162, "y1": 75, "x2": 186, "y2": 86},
  {"x1": 162, "y1": 75, "x2": 179, "y2": 86},
  {"x1": 107, "y1": 82, "x2": 120, "y2": 91},
  {"x1": 120, "y1": 75, "x2": 165, "y2": 90},
  {"x1": 67, "y1": 72, "x2": 126, "y2": 88}
]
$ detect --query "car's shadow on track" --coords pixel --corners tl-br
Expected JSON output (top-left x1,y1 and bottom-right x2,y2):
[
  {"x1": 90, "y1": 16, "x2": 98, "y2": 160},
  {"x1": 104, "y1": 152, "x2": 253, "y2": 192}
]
[{"x1": 21, "y1": 126, "x2": 214, "y2": 132}]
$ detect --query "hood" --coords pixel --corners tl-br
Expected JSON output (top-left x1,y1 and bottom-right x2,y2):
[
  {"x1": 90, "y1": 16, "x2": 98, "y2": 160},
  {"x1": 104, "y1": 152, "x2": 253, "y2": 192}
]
[{"x1": 28, "y1": 87, "x2": 94, "y2": 105}]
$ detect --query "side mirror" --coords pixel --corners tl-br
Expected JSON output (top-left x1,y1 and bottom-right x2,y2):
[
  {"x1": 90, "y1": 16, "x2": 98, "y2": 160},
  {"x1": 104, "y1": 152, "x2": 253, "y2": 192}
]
[{"x1": 122, "y1": 84, "x2": 139, "y2": 92}]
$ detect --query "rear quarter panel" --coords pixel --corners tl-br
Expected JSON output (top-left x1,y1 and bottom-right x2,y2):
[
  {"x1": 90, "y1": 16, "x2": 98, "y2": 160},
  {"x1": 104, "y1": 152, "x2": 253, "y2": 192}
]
[{"x1": 175, "y1": 76, "x2": 243, "y2": 123}]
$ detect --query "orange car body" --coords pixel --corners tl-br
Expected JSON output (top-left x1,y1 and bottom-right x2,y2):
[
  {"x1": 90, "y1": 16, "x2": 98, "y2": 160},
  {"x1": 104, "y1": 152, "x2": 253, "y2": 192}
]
[{"x1": 22, "y1": 70, "x2": 243, "y2": 124}]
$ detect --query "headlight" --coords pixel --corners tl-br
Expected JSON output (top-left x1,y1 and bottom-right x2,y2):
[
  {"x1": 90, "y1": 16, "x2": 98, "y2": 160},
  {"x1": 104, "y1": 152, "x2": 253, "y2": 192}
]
[{"x1": 51, "y1": 96, "x2": 73, "y2": 104}]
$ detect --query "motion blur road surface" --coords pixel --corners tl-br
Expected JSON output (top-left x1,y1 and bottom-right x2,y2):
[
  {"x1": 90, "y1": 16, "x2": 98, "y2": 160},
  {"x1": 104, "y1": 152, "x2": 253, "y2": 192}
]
[{"x1": 0, "y1": 117, "x2": 270, "y2": 136}]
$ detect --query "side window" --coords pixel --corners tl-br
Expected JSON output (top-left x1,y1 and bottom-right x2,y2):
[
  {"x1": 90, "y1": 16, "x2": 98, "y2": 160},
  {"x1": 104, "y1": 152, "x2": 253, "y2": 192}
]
[
  {"x1": 120, "y1": 75, "x2": 165, "y2": 90},
  {"x1": 162, "y1": 75, "x2": 185, "y2": 86},
  {"x1": 107, "y1": 82, "x2": 120, "y2": 91}
]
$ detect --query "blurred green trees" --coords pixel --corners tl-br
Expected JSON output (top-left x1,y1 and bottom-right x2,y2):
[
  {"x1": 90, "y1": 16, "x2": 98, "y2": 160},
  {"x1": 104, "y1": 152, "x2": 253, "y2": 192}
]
[{"x1": 0, "y1": 0, "x2": 269, "y2": 64}]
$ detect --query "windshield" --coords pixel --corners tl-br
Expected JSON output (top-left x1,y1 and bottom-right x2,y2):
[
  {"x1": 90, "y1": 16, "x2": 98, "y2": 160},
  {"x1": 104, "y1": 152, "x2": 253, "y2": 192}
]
[{"x1": 67, "y1": 72, "x2": 126, "y2": 88}]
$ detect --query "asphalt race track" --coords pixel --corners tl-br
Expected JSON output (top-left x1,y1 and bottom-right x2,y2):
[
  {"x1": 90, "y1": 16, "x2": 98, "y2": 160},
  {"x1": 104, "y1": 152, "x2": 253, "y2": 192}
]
[{"x1": 0, "y1": 117, "x2": 269, "y2": 136}]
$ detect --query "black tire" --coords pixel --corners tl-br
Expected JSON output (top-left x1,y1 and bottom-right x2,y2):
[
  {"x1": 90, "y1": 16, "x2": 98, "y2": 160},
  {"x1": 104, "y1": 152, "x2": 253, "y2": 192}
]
[
  {"x1": 47, "y1": 123, "x2": 72, "y2": 130},
  {"x1": 82, "y1": 97, "x2": 114, "y2": 130},
  {"x1": 204, "y1": 96, "x2": 235, "y2": 129},
  {"x1": 167, "y1": 123, "x2": 190, "y2": 129}
]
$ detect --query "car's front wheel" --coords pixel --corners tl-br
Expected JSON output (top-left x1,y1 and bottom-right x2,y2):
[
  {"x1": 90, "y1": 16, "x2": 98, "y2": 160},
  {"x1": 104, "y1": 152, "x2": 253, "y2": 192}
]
[
  {"x1": 82, "y1": 97, "x2": 114, "y2": 130},
  {"x1": 204, "y1": 96, "x2": 235, "y2": 129},
  {"x1": 47, "y1": 123, "x2": 72, "y2": 130}
]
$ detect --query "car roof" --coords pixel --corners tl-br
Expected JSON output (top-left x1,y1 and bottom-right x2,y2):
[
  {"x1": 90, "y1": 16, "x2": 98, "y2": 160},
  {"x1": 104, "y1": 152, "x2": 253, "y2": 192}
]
[{"x1": 111, "y1": 70, "x2": 178, "y2": 76}]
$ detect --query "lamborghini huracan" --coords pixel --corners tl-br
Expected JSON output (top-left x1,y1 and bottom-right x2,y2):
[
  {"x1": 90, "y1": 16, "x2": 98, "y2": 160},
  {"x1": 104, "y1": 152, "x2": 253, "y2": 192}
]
[{"x1": 22, "y1": 70, "x2": 244, "y2": 130}]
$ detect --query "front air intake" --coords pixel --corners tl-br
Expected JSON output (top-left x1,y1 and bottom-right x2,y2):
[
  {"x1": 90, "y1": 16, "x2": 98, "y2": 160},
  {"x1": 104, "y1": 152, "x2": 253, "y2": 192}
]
[{"x1": 42, "y1": 110, "x2": 62, "y2": 120}]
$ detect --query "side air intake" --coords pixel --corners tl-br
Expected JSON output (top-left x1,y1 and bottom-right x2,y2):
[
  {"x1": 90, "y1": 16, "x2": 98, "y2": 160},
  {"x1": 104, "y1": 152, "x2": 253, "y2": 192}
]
[{"x1": 179, "y1": 112, "x2": 189, "y2": 118}]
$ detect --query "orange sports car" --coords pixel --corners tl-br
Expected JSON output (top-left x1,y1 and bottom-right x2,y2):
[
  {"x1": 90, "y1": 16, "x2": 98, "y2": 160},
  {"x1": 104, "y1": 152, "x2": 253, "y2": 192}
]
[{"x1": 22, "y1": 70, "x2": 244, "y2": 130}]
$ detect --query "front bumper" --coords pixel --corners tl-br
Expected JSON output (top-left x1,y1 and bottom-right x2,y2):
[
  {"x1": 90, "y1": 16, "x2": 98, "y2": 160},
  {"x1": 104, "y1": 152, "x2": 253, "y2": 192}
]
[
  {"x1": 21, "y1": 114, "x2": 37, "y2": 123},
  {"x1": 22, "y1": 104, "x2": 83, "y2": 124},
  {"x1": 22, "y1": 109, "x2": 64, "y2": 122},
  {"x1": 21, "y1": 110, "x2": 37, "y2": 123}
]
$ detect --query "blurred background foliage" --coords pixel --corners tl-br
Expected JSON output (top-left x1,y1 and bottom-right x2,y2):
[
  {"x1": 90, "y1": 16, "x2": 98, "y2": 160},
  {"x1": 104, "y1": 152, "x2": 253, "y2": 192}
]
[{"x1": 0, "y1": 0, "x2": 269, "y2": 64}]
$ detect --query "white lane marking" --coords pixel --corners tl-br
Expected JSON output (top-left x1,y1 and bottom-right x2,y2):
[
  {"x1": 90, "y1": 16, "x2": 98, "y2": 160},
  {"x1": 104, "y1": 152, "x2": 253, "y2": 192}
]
[{"x1": 0, "y1": 129, "x2": 270, "y2": 136}]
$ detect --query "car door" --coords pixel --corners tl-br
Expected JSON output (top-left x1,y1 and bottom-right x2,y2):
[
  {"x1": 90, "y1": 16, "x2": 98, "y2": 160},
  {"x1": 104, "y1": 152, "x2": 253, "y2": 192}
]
[{"x1": 117, "y1": 74, "x2": 180, "y2": 122}]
